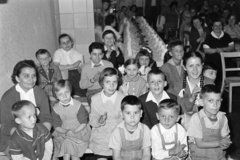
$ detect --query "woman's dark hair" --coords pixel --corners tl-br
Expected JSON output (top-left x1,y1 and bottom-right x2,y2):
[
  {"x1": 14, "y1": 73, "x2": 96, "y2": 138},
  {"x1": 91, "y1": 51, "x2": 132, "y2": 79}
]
[
  {"x1": 98, "y1": 67, "x2": 122, "y2": 88},
  {"x1": 130, "y1": 5, "x2": 137, "y2": 12},
  {"x1": 11, "y1": 60, "x2": 36, "y2": 84},
  {"x1": 182, "y1": 51, "x2": 204, "y2": 89},
  {"x1": 191, "y1": 15, "x2": 203, "y2": 27},
  {"x1": 105, "y1": 14, "x2": 116, "y2": 26}
]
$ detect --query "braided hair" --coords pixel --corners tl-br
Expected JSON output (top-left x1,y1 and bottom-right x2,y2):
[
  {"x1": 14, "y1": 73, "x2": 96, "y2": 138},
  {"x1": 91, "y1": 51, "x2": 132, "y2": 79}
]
[{"x1": 182, "y1": 51, "x2": 204, "y2": 89}]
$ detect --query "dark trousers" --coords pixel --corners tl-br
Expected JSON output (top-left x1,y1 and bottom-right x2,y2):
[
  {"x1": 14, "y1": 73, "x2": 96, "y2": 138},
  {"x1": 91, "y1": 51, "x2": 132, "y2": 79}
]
[
  {"x1": 146, "y1": 6, "x2": 158, "y2": 31},
  {"x1": 68, "y1": 70, "x2": 87, "y2": 97}
]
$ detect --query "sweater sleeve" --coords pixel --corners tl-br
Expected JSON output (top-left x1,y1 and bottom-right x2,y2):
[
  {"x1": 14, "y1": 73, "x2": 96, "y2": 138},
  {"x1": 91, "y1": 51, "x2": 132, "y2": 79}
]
[
  {"x1": 0, "y1": 94, "x2": 18, "y2": 136},
  {"x1": 36, "y1": 88, "x2": 52, "y2": 125},
  {"x1": 52, "y1": 108, "x2": 62, "y2": 128},
  {"x1": 77, "y1": 104, "x2": 89, "y2": 124},
  {"x1": 79, "y1": 65, "x2": 94, "y2": 89}
]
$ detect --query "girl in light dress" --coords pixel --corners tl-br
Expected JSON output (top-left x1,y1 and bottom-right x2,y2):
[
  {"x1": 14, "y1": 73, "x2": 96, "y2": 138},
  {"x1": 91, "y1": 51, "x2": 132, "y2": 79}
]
[
  {"x1": 89, "y1": 67, "x2": 125, "y2": 160},
  {"x1": 119, "y1": 58, "x2": 148, "y2": 97},
  {"x1": 52, "y1": 80, "x2": 90, "y2": 160}
]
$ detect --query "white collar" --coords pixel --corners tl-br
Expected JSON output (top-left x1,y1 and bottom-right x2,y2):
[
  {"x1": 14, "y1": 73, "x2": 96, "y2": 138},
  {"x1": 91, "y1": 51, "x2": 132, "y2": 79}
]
[
  {"x1": 59, "y1": 97, "x2": 74, "y2": 106},
  {"x1": 61, "y1": 48, "x2": 72, "y2": 54},
  {"x1": 101, "y1": 90, "x2": 117, "y2": 103},
  {"x1": 159, "y1": 123, "x2": 177, "y2": 133},
  {"x1": 146, "y1": 91, "x2": 170, "y2": 105},
  {"x1": 91, "y1": 60, "x2": 104, "y2": 68},
  {"x1": 186, "y1": 76, "x2": 200, "y2": 94},
  {"x1": 15, "y1": 84, "x2": 36, "y2": 106},
  {"x1": 211, "y1": 31, "x2": 224, "y2": 39}
]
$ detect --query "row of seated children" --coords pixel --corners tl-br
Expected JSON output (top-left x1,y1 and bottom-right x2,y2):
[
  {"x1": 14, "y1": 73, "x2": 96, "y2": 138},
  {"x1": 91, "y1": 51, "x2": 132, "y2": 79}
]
[{"x1": 8, "y1": 80, "x2": 231, "y2": 160}]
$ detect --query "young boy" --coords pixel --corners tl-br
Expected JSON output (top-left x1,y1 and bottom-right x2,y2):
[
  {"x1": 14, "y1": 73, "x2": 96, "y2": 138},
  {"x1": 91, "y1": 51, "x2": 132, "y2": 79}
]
[
  {"x1": 80, "y1": 42, "x2": 113, "y2": 104},
  {"x1": 36, "y1": 49, "x2": 62, "y2": 102},
  {"x1": 53, "y1": 33, "x2": 86, "y2": 97},
  {"x1": 109, "y1": 95, "x2": 151, "y2": 160},
  {"x1": 203, "y1": 63, "x2": 218, "y2": 82},
  {"x1": 9, "y1": 100, "x2": 53, "y2": 160},
  {"x1": 187, "y1": 84, "x2": 231, "y2": 160},
  {"x1": 102, "y1": 30, "x2": 124, "y2": 69},
  {"x1": 139, "y1": 69, "x2": 177, "y2": 129},
  {"x1": 151, "y1": 99, "x2": 188, "y2": 160}
]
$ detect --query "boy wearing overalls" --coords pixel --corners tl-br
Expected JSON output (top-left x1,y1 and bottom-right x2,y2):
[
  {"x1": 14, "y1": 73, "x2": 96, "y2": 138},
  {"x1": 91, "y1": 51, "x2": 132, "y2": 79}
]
[
  {"x1": 187, "y1": 84, "x2": 231, "y2": 160},
  {"x1": 109, "y1": 95, "x2": 151, "y2": 160}
]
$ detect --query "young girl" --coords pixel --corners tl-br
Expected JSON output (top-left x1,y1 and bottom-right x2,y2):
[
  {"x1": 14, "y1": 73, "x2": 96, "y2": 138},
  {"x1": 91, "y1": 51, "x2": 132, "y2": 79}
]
[
  {"x1": 89, "y1": 67, "x2": 125, "y2": 159},
  {"x1": 135, "y1": 47, "x2": 158, "y2": 81},
  {"x1": 177, "y1": 51, "x2": 214, "y2": 129},
  {"x1": 120, "y1": 58, "x2": 147, "y2": 97},
  {"x1": 160, "y1": 39, "x2": 184, "y2": 96},
  {"x1": 51, "y1": 80, "x2": 90, "y2": 160}
]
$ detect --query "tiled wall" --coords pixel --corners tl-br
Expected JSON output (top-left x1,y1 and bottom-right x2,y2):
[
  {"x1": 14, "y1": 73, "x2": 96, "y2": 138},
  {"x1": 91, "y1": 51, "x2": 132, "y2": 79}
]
[{"x1": 57, "y1": 0, "x2": 95, "y2": 62}]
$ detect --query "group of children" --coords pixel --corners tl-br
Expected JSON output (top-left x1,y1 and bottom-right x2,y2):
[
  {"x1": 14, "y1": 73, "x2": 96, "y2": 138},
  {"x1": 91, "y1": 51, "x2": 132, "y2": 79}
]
[{"x1": 3, "y1": 32, "x2": 232, "y2": 160}]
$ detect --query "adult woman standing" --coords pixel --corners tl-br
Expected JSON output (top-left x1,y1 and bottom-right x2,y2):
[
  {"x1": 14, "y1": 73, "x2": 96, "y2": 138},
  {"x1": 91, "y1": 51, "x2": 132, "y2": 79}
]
[
  {"x1": 189, "y1": 15, "x2": 210, "y2": 56},
  {"x1": 0, "y1": 60, "x2": 52, "y2": 154}
]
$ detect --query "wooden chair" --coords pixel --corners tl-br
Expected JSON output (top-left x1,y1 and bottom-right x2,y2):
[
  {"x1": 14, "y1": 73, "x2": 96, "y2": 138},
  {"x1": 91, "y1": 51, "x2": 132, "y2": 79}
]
[{"x1": 220, "y1": 52, "x2": 240, "y2": 113}]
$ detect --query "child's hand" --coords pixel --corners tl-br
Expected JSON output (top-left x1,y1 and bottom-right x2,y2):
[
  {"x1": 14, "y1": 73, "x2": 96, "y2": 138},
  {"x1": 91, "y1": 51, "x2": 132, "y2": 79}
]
[
  {"x1": 120, "y1": 82, "x2": 129, "y2": 95},
  {"x1": 220, "y1": 136, "x2": 232, "y2": 150},
  {"x1": 169, "y1": 141, "x2": 186, "y2": 156},
  {"x1": 73, "y1": 60, "x2": 81, "y2": 68},
  {"x1": 177, "y1": 149, "x2": 188, "y2": 159},
  {"x1": 98, "y1": 112, "x2": 107, "y2": 124},
  {"x1": 91, "y1": 71, "x2": 101, "y2": 83},
  {"x1": 190, "y1": 85, "x2": 201, "y2": 102},
  {"x1": 66, "y1": 130, "x2": 75, "y2": 137}
]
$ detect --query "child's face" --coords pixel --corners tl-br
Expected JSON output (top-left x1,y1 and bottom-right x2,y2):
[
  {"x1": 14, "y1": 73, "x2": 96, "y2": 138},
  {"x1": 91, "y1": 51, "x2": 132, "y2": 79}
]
[
  {"x1": 90, "y1": 49, "x2": 104, "y2": 64},
  {"x1": 55, "y1": 86, "x2": 71, "y2": 104},
  {"x1": 170, "y1": 45, "x2": 184, "y2": 62},
  {"x1": 103, "y1": 75, "x2": 118, "y2": 97},
  {"x1": 147, "y1": 74, "x2": 167, "y2": 96},
  {"x1": 202, "y1": 93, "x2": 222, "y2": 118},
  {"x1": 203, "y1": 69, "x2": 217, "y2": 81},
  {"x1": 37, "y1": 53, "x2": 51, "y2": 67},
  {"x1": 103, "y1": 33, "x2": 115, "y2": 47},
  {"x1": 125, "y1": 64, "x2": 139, "y2": 79},
  {"x1": 16, "y1": 105, "x2": 36, "y2": 131},
  {"x1": 156, "y1": 108, "x2": 179, "y2": 129},
  {"x1": 184, "y1": 57, "x2": 203, "y2": 80},
  {"x1": 16, "y1": 67, "x2": 37, "y2": 92},
  {"x1": 139, "y1": 56, "x2": 150, "y2": 67},
  {"x1": 122, "y1": 104, "x2": 142, "y2": 130},
  {"x1": 60, "y1": 36, "x2": 73, "y2": 52}
]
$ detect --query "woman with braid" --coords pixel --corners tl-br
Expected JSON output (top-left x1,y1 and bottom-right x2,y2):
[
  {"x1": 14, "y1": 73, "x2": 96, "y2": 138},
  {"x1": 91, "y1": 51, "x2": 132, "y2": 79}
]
[{"x1": 177, "y1": 51, "x2": 214, "y2": 129}]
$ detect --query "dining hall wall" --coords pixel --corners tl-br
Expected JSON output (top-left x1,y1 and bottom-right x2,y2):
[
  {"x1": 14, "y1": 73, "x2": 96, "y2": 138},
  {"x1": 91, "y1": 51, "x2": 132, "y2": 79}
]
[{"x1": 0, "y1": 0, "x2": 58, "y2": 97}]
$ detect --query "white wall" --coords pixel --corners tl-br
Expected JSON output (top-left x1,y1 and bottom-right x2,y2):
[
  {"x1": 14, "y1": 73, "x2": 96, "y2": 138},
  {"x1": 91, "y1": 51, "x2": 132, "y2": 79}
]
[
  {"x1": 57, "y1": 0, "x2": 95, "y2": 63},
  {"x1": 0, "y1": 0, "x2": 57, "y2": 97}
]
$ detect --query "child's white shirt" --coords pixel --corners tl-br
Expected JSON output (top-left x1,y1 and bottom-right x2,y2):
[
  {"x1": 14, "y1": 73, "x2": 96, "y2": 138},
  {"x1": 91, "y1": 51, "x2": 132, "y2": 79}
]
[{"x1": 151, "y1": 123, "x2": 188, "y2": 160}]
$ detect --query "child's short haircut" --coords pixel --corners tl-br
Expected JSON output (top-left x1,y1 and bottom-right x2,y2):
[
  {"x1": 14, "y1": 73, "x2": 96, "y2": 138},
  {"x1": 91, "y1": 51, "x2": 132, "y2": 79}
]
[
  {"x1": 12, "y1": 100, "x2": 35, "y2": 119},
  {"x1": 203, "y1": 63, "x2": 218, "y2": 73},
  {"x1": 147, "y1": 69, "x2": 166, "y2": 82},
  {"x1": 98, "y1": 67, "x2": 122, "y2": 87},
  {"x1": 167, "y1": 39, "x2": 183, "y2": 51},
  {"x1": 58, "y1": 33, "x2": 72, "y2": 44},
  {"x1": 52, "y1": 80, "x2": 73, "y2": 99},
  {"x1": 105, "y1": 14, "x2": 117, "y2": 26},
  {"x1": 124, "y1": 58, "x2": 140, "y2": 68},
  {"x1": 102, "y1": 30, "x2": 116, "y2": 40},
  {"x1": 35, "y1": 49, "x2": 51, "y2": 58},
  {"x1": 158, "y1": 99, "x2": 180, "y2": 114},
  {"x1": 121, "y1": 95, "x2": 142, "y2": 111},
  {"x1": 200, "y1": 84, "x2": 221, "y2": 98},
  {"x1": 88, "y1": 42, "x2": 104, "y2": 53}
]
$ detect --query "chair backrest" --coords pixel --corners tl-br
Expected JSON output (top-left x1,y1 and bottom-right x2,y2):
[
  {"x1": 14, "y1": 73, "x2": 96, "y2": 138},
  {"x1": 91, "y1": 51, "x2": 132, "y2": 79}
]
[{"x1": 220, "y1": 52, "x2": 240, "y2": 92}]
